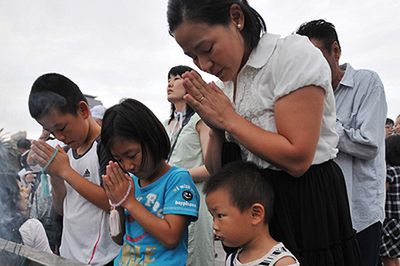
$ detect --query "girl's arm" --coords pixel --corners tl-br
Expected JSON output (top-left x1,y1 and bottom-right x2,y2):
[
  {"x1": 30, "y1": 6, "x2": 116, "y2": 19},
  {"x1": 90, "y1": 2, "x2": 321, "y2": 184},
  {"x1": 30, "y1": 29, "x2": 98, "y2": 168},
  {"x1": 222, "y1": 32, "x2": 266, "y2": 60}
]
[
  {"x1": 182, "y1": 72, "x2": 324, "y2": 177},
  {"x1": 188, "y1": 120, "x2": 210, "y2": 182},
  {"x1": 103, "y1": 162, "x2": 189, "y2": 249},
  {"x1": 124, "y1": 200, "x2": 188, "y2": 249}
]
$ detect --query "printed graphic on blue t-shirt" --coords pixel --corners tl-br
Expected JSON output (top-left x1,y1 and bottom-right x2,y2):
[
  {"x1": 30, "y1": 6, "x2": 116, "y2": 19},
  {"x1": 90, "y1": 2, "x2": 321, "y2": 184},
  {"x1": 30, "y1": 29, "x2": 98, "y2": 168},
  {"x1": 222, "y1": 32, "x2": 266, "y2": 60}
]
[{"x1": 115, "y1": 166, "x2": 199, "y2": 266}]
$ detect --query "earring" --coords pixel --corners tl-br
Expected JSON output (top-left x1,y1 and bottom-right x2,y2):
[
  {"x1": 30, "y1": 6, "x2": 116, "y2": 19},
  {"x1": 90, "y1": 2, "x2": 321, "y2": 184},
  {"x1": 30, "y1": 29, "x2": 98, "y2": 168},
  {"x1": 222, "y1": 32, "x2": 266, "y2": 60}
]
[{"x1": 237, "y1": 23, "x2": 241, "y2": 29}]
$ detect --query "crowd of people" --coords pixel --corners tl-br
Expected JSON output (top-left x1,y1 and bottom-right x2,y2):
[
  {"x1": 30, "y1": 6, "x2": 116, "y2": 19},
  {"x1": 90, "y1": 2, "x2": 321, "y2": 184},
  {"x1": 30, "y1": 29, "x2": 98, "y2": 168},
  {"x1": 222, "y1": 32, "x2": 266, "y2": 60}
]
[{"x1": 1, "y1": 0, "x2": 399, "y2": 265}]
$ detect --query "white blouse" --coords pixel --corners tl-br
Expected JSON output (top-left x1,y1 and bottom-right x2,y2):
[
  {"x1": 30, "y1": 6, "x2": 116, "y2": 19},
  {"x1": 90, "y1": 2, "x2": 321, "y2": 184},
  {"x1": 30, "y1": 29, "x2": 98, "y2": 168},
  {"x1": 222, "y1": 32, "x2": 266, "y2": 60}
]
[{"x1": 221, "y1": 33, "x2": 338, "y2": 170}]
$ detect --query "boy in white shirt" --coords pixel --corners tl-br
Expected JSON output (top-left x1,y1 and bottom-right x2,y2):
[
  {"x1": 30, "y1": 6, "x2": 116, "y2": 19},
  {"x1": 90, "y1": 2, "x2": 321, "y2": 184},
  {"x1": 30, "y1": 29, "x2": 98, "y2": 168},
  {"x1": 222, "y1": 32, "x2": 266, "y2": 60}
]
[{"x1": 27, "y1": 73, "x2": 119, "y2": 265}]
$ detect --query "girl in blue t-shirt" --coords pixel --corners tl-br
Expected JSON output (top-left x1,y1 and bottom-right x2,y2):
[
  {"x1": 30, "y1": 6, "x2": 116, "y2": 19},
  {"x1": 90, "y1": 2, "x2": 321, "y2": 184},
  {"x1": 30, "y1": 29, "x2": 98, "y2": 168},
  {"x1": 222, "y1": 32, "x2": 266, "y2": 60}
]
[{"x1": 101, "y1": 98, "x2": 200, "y2": 266}]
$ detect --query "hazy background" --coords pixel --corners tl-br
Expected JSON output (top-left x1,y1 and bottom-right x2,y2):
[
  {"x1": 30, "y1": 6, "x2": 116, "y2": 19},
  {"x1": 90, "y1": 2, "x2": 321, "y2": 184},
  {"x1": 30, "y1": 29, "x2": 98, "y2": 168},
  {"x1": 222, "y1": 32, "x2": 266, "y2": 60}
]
[{"x1": 1, "y1": 0, "x2": 399, "y2": 138}]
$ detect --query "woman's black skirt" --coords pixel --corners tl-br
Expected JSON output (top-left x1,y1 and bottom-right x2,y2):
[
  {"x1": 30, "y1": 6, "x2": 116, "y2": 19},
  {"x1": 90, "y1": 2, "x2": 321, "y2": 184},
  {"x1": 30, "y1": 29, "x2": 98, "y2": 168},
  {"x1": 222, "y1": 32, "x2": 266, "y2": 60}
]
[{"x1": 265, "y1": 160, "x2": 361, "y2": 266}]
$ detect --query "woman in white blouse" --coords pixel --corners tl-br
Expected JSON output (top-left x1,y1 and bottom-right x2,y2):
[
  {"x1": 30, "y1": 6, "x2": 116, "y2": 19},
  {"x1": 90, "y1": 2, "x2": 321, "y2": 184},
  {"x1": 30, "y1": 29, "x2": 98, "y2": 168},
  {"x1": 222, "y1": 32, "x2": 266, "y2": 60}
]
[{"x1": 167, "y1": 0, "x2": 361, "y2": 265}]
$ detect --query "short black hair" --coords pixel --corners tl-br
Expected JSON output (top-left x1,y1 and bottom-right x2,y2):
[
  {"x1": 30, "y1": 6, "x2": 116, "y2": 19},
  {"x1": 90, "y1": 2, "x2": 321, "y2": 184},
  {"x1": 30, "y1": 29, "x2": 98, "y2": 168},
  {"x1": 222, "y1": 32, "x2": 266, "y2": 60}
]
[
  {"x1": 204, "y1": 161, "x2": 274, "y2": 224},
  {"x1": 101, "y1": 98, "x2": 171, "y2": 168},
  {"x1": 386, "y1": 118, "x2": 394, "y2": 126},
  {"x1": 296, "y1": 19, "x2": 340, "y2": 53},
  {"x1": 16, "y1": 138, "x2": 31, "y2": 150},
  {"x1": 167, "y1": 0, "x2": 266, "y2": 52},
  {"x1": 28, "y1": 73, "x2": 87, "y2": 120},
  {"x1": 386, "y1": 134, "x2": 400, "y2": 166},
  {"x1": 167, "y1": 65, "x2": 196, "y2": 124}
]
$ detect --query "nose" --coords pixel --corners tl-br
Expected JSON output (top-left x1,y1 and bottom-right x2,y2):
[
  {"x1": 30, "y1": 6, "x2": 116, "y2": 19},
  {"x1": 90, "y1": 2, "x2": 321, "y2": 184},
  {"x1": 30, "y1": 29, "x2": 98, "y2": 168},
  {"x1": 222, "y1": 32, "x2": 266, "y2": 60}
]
[
  {"x1": 212, "y1": 219, "x2": 219, "y2": 232},
  {"x1": 197, "y1": 56, "x2": 212, "y2": 73},
  {"x1": 121, "y1": 160, "x2": 134, "y2": 172},
  {"x1": 168, "y1": 80, "x2": 173, "y2": 88},
  {"x1": 53, "y1": 131, "x2": 65, "y2": 142}
]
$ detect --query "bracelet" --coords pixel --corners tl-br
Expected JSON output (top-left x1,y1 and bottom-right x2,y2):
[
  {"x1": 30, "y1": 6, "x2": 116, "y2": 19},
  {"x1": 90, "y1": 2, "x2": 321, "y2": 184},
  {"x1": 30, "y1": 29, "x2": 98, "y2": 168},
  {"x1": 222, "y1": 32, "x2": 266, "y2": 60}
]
[
  {"x1": 41, "y1": 149, "x2": 59, "y2": 173},
  {"x1": 108, "y1": 181, "x2": 132, "y2": 208}
]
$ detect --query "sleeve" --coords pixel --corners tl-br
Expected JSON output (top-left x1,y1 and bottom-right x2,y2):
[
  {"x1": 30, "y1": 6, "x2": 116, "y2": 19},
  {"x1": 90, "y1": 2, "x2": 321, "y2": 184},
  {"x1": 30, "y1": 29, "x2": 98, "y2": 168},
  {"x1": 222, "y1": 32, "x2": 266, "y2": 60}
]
[
  {"x1": 190, "y1": 113, "x2": 202, "y2": 126},
  {"x1": 163, "y1": 169, "x2": 200, "y2": 221},
  {"x1": 272, "y1": 34, "x2": 332, "y2": 100},
  {"x1": 335, "y1": 72, "x2": 387, "y2": 159}
]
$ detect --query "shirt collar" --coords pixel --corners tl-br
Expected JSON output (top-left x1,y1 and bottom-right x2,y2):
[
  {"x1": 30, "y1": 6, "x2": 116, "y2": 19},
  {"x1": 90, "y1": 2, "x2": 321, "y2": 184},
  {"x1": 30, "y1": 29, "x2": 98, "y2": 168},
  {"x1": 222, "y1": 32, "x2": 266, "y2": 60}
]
[
  {"x1": 339, "y1": 63, "x2": 355, "y2": 88},
  {"x1": 244, "y1": 33, "x2": 280, "y2": 69}
]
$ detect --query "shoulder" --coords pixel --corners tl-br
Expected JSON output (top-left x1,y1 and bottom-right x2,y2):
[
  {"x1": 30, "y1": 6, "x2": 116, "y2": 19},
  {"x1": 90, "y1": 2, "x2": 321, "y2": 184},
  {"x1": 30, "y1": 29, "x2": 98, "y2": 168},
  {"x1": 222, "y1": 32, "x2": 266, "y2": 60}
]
[
  {"x1": 165, "y1": 166, "x2": 192, "y2": 182},
  {"x1": 264, "y1": 242, "x2": 299, "y2": 266},
  {"x1": 352, "y1": 67, "x2": 380, "y2": 79},
  {"x1": 190, "y1": 112, "x2": 201, "y2": 123},
  {"x1": 183, "y1": 112, "x2": 201, "y2": 128},
  {"x1": 265, "y1": 34, "x2": 331, "y2": 98},
  {"x1": 348, "y1": 65, "x2": 384, "y2": 89},
  {"x1": 95, "y1": 138, "x2": 112, "y2": 159},
  {"x1": 276, "y1": 34, "x2": 323, "y2": 60},
  {"x1": 270, "y1": 33, "x2": 329, "y2": 72},
  {"x1": 275, "y1": 256, "x2": 298, "y2": 266}
]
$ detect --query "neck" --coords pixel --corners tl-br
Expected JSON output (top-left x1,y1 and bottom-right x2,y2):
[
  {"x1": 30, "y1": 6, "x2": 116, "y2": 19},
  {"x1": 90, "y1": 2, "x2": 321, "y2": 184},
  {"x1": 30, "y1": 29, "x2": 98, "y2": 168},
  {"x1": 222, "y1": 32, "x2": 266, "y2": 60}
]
[
  {"x1": 332, "y1": 65, "x2": 345, "y2": 90},
  {"x1": 174, "y1": 102, "x2": 186, "y2": 113},
  {"x1": 76, "y1": 118, "x2": 101, "y2": 155},
  {"x1": 139, "y1": 160, "x2": 171, "y2": 187},
  {"x1": 238, "y1": 226, "x2": 278, "y2": 263}
]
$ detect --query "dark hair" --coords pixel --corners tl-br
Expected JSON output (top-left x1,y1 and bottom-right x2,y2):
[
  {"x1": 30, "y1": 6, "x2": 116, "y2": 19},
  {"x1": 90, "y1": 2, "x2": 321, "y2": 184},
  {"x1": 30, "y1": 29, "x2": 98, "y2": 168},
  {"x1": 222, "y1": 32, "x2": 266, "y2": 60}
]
[
  {"x1": 28, "y1": 73, "x2": 88, "y2": 119},
  {"x1": 386, "y1": 118, "x2": 394, "y2": 126},
  {"x1": 101, "y1": 98, "x2": 171, "y2": 168},
  {"x1": 167, "y1": 0, "x2": 266, "y2": 52},
  {"x1": 16, "y1": 138, "x2": 31, "y2": 150},
  {"x1": 296, "y1": 19, "x2": 341, "y2": 53},
  {"x1": 204, "y1": 161, "x2": 274, "y2": 223},
  {"x1": 386, "y1": 134, "x2": 400, "y2": 166},
  {"x1": 167, "y1": 65, "x2": 196, "y2": 124}
]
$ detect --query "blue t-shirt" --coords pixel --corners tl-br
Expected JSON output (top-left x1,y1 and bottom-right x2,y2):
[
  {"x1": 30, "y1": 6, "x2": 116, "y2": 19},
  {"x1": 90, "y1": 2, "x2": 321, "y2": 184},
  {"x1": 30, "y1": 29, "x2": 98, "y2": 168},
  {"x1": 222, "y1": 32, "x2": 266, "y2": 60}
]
[{"x1": 115, "y1": 166, "x2": 199, "y2": 266}]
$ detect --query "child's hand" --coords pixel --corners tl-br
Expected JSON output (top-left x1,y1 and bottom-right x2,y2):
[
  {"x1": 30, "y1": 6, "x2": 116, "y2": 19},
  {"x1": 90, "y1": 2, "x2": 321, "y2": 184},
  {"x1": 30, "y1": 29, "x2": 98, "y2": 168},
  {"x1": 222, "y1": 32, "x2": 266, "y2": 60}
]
[
  {"x1": 103, "y1": 161, "x2": 134, "y2": 208},
  {"x1": 30, "y1": 140, "x2": 70, "y2": 178}
]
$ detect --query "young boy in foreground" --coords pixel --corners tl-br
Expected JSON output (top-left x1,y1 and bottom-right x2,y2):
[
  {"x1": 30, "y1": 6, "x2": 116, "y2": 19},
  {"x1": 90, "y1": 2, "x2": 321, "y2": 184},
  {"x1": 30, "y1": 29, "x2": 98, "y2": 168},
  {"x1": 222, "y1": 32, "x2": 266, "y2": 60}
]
[
  {"x1": 204, "y1": 161, "x2": 299, "y2": 266},
  {"x1": 28, "y1": 73, "x2": 119, "y2": 265}
]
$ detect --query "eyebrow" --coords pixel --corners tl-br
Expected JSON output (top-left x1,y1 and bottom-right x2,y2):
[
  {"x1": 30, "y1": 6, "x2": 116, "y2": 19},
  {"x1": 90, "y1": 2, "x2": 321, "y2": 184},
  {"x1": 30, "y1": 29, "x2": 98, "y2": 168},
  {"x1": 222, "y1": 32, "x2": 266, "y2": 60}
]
[
  {"x1": 43, "y1": 123, "x2": 65, "y2": 132},
  {"x1": 183, "y1": 37, "x2": 210, "y2": 58},
  {"x1": 193, "y1": 36, "x2": 209, "y2": 50}
]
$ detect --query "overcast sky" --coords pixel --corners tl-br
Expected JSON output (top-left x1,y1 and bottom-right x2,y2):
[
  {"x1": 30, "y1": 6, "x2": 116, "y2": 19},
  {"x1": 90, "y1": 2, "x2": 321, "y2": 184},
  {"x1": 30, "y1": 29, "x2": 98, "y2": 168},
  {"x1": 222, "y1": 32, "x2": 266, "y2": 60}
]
[{"x1": 1, "y1": 0, "x2": 399, "y2": 139}]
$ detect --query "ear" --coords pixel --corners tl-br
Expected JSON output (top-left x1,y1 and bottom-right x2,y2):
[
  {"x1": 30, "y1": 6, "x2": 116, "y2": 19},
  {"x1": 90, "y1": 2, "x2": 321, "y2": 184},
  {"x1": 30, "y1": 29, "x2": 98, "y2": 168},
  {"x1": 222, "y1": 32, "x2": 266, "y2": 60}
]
[
  {"x1": 77, "y1": 101, "x2": 90, "y2": 119},
  {"x1": 249, "y1": 203, "x2": 265, "y2": 225},
  {"x1": 229, "y1": 3, "x2": 245, "y2": 31},
  {"x1": 332, "y1": 41, "x2": 341, "y2": 61}
]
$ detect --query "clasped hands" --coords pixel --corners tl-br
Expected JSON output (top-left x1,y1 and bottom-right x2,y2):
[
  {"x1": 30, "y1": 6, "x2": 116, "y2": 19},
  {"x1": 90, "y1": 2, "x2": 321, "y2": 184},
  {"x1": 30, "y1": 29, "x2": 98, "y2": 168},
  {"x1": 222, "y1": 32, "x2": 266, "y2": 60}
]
[
  {"x1": 102, "y1": 161, "x2": 134, "y2": 208},
  {"x1": 182, "y1": 71, "x2": 236, "y2": 131}
]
